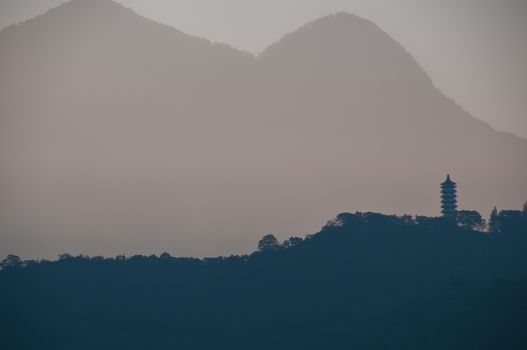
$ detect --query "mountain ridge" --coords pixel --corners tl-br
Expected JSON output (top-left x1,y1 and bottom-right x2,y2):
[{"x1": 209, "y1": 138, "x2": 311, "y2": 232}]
[
  {"x1": 0, "y1": 0, "x2": 255, "y2": 61},
  {"x1": 0, "y1": 0, "x2": 522, "y2": 145},
  {"x1": 0, "y1": 0, "x2": 525, "y2": 259}
]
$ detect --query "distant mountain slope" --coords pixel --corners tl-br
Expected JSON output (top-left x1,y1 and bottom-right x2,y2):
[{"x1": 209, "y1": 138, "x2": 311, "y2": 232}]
[{"x1": 0, "y1": 0, "x2": 526, "y2": 258}]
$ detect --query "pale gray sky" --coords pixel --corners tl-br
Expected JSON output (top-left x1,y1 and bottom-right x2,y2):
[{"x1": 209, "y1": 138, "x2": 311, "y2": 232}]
[
  {"x1": 1, "y1": 0, "x2": 526, "y2": 259},
  {"x1": 1, "y1": 0, "x2": 526, "y2": 138}
]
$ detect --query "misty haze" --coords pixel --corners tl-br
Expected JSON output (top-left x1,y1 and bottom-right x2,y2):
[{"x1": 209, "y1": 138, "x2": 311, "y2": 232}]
[{"x1": 1, "y1": 0, "x2": 526, "y2": 259}]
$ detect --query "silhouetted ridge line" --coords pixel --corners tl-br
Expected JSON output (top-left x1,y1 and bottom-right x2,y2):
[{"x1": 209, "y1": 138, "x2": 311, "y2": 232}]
[{"x1": 1, "y1": 208, "x2": 527, "y2": 349}]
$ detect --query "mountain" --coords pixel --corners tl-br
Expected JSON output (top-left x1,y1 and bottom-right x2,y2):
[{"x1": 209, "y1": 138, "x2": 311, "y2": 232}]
[
  {"x1": 0, "y1": 0, "x2": 526, "y2": 258},
  {"x1": 1, "y1": 211, "x2": 527, "y2": 349}
]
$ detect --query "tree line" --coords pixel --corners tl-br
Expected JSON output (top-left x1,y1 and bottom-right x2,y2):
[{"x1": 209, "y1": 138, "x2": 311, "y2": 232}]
[{"x1": 1, "y1": 203, "x2": 526, "y2": 349}]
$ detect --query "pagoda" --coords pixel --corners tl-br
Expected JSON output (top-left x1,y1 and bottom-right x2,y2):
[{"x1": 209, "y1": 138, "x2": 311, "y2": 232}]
[{"x1": 440, "y1": 175, "x2": 457, "y2": 219}]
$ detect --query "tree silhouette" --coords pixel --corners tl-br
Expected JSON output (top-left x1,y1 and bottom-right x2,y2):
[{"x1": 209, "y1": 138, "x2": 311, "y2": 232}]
[
  {"x1": 456, "y1": 210, "x2": 486, "y2": 231},
  {"x1": 489, "y1": 207, "x2": 500, "y2": 233},
  {"x1": 160, "y1": 252, "x2": 172, "y2": 260},
  {"x1": 0, "y1": 255, "x2": 22, "y2": 269},
  {"x1": 116, "y1": 254, "x2": 126, "y2": 261},
  {"x1": 283, "y1": 236, "x2": 303, "y2": 249},
  {"x1": 257, "y1": 234, "x2": 281, "y2": 252}
]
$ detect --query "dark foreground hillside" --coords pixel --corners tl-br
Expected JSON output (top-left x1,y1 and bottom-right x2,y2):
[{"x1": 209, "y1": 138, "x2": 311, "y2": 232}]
[{"x1": 1, "y1": 209, "x2": 527, "y2": 350}]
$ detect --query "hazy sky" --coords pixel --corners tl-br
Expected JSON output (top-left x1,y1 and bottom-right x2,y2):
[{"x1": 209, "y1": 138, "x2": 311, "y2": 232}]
[
  {"x1": 1, "y1": 0, "x2": 526, "y2": 259},
  {"x1": 1, "y1": 0, "x2": 526, "y2": 138}
]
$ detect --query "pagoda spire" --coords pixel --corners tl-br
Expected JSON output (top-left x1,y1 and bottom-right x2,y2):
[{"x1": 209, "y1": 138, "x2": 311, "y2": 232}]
[{"x1": 440, "y1": 174, "x2": 457, "y2": 219}]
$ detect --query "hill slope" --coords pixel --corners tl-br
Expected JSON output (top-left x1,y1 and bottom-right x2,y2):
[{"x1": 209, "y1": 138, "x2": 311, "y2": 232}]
[
  {"x1": 0, "y1": 0, "x2": 526, "y2": 258},
  {"x1": 1, "y1": 211, "x2": 527, "y2": 349}
]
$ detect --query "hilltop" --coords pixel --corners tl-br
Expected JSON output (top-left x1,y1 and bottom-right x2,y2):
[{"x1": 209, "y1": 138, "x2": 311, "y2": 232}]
[{"x1": 1, "y1": 208, "x2": 526, "y2": 349}]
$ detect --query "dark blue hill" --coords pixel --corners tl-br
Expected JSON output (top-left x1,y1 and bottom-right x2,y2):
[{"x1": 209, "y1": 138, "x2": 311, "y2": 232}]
[{"x1": 1, "y1": 210, "x2": 526, "y2": 349}]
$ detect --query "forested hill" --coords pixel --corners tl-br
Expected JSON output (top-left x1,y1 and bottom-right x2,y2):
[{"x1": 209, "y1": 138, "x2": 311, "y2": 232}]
[{"x1": 1, "y1": 209, "x2": 527, "y2": 350}]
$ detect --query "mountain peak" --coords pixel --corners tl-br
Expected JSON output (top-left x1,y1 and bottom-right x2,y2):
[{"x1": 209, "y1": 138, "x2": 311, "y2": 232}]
[
  {"x1": 258, "y1": 10, "x2": 432, "y2": 94},
  {"x1": 0, "y1": 0, "x2": 135, "y2": 38},
  {"x1": 44, "y1": 0, "x2": 135, "y2": 19},
  {"x1": 57, "y1": 0, "x2": 128, "y2": 11},
  {"x1": 315, "y1": 11, "x2": 377, "y2": 25},
  {"x1": 259, "y1": 11, "x2": 395, "y2": 60},
  {"x1": 299, "y1": 11, "x2": 380, "y2": 33}
]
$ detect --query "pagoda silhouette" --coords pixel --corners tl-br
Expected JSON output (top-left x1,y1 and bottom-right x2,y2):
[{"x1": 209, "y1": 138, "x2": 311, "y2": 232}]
[{"x1": 440, "y1": 175, "x2": 458, "y2": 219}]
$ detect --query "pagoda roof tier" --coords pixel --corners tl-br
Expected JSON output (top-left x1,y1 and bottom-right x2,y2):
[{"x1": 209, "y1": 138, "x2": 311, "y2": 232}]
[{"x1": 441, "y1": 174, "x2": 456, "y2": 186}]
